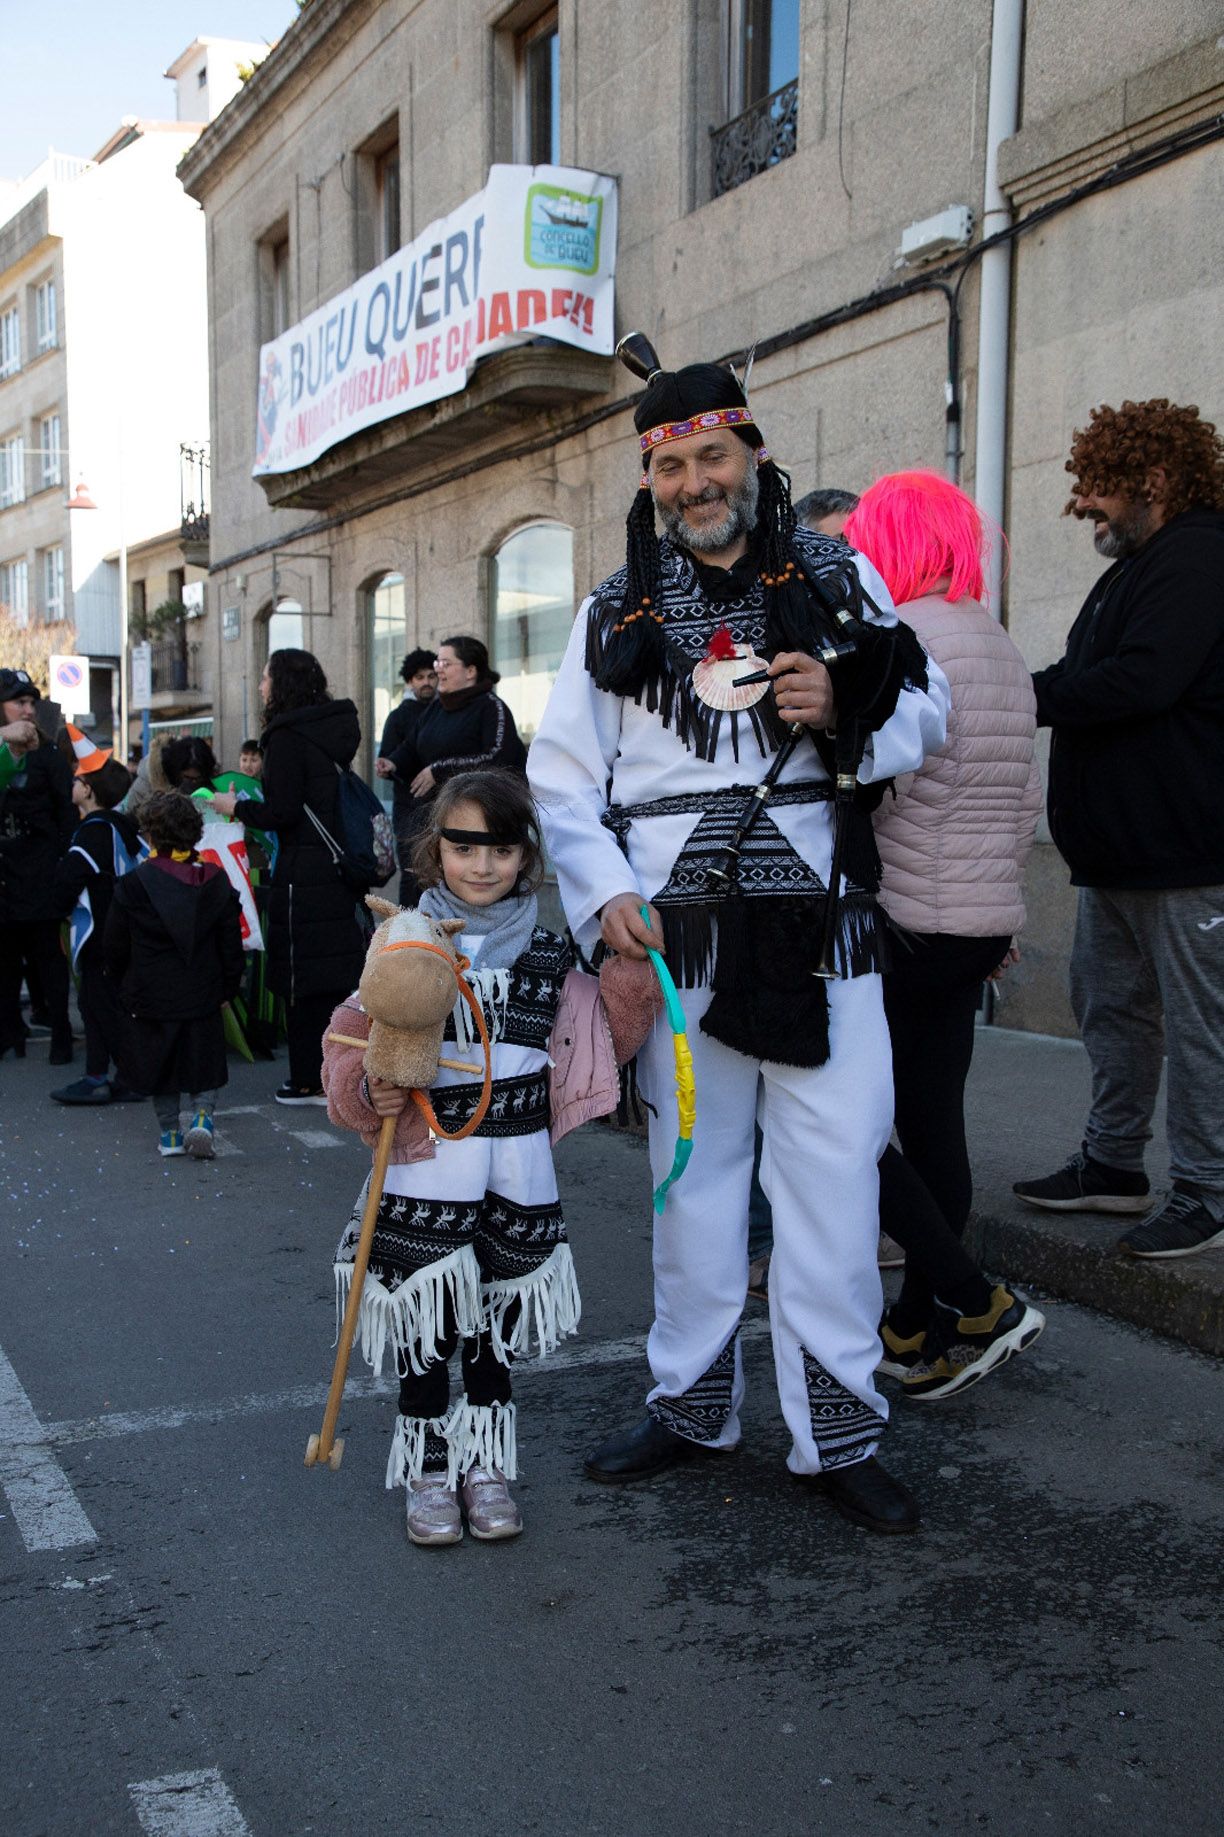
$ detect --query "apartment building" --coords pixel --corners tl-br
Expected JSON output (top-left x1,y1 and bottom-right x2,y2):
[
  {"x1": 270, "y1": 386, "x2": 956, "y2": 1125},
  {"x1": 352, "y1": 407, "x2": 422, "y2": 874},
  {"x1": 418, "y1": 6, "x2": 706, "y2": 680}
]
[
  {"x1": 0, "y1": 36, "x2": 264, "y2": 741},
  {"x1": 179, "y1": 0, "x2": 1224, "y2": 1032}
]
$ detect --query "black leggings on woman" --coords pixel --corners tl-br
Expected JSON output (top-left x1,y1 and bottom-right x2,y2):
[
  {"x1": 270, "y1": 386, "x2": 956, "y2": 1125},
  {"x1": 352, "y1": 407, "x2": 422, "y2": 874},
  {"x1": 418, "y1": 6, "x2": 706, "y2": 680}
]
[{"x1": 882, "y1": 931, "x2": 1011, "y2": 1332}]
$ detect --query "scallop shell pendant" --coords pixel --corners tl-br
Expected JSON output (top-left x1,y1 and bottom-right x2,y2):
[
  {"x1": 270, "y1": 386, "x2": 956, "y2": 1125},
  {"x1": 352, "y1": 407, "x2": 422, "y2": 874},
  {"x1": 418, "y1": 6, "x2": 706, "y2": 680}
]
[{"x1": 691, "y1": 644, "x2": 771, "y2": 711}]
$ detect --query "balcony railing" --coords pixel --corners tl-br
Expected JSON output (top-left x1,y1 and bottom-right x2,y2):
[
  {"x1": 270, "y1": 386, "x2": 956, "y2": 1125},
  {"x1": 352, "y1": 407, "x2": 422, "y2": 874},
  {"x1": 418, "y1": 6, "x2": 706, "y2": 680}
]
[
  {"x1": 711, "y1": 79, "x2": 799, "y2": 199},
  {"x1": 180, "y1": 441, "x2": 210, "y2": 546},
  {"x1": 151, "y1": 636, "x2": 201, "y2": 696}
]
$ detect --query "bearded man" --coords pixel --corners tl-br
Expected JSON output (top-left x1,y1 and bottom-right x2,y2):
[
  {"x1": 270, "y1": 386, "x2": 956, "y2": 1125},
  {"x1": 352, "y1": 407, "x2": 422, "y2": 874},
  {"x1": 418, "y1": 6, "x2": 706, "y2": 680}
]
[
  {"x1": 1015, "y1": 398, "x2": 1224, "y2": 1258},
  {"x1": 528, "y1": 344, "x2": 949, "y2": 1533}
]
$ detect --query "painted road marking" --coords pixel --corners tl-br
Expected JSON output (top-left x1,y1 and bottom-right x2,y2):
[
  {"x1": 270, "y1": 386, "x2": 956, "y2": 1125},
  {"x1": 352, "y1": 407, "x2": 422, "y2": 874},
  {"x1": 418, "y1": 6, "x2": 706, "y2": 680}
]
[
  {"x1": 0, "y1": 1342, "x2": 98, "y2": 1551},
  {"x1": 40, "y1": 1319, "x2": 773, "y2": 1449},
  {"x1": 288, "y1": 1128, "x2": 342, "y2": 1150},
  {"x1": 129, "y1": 1768, "x2": 251, "y2": 1837},
  {"x1": 210, "y1": 1103, "x2": 352, "y2": 1158}
]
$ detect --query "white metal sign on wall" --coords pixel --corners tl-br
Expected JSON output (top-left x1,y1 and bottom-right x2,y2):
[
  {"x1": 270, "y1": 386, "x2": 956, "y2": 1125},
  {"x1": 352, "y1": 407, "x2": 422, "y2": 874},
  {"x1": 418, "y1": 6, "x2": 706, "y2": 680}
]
[
  {"x1": 48, "y1": 653, "x2": 91, "y2": 716},
  {"x1": 252, "y1": 163, "x2": 618, "y2": 478}
]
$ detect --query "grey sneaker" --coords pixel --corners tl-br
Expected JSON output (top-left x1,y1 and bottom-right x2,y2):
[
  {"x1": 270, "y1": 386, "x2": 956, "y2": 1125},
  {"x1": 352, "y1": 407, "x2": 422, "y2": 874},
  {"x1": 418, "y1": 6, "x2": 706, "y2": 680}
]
[
  {"x1": 461, "y1": 1466, "x2": 523, "y2": 1541},
  {"x1": 1118, "y1": 1187, "x2": 1224, "y2": 1259},
  {"x1": 405, "y1": 1475, "x2": 462, "y2": 1546}
]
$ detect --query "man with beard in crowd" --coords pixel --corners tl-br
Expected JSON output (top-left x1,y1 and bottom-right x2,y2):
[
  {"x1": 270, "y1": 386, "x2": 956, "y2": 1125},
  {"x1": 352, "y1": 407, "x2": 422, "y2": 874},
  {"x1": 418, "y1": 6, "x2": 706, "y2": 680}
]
[
  {"x1": 529, "y1": 342, "x2": 948, "y2": 1533},
  {"x1": 1015, "y1": 399, "x2": 1224, "y2": 1259}
]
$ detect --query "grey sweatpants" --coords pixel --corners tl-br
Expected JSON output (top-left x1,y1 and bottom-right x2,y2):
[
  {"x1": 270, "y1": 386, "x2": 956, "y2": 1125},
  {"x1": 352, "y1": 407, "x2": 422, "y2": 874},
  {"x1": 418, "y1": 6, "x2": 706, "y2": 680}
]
[{"x1": 1070, "y1": 884, "x2": 1224, "y2": 1213}]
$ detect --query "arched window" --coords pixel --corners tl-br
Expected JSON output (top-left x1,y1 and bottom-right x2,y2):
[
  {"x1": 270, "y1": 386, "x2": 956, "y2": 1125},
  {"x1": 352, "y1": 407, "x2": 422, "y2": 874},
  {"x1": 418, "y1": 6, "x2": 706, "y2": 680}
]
[
  {"x1": 263, "y1": 598, "x2": 304, "y2": 658},
  {"x1": 490, "y1": 523, "x2": 573, "y2": 744},
  {"x1": 366, "y1": 571, "x2": 407, "y2": 784}
]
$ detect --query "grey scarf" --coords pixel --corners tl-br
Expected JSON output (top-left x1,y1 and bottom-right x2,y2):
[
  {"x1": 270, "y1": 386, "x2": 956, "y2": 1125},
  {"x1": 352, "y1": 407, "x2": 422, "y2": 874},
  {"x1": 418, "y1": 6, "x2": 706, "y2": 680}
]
[{"x1": 418, "y1": 883, "x2": 539, "y2": 974}]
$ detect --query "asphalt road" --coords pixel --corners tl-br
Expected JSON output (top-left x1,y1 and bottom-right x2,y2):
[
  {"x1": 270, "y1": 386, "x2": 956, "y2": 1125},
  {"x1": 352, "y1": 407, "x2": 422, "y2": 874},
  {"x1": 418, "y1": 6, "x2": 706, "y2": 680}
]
[{"x1": 2, "y1": 1042, "x2": 1221, "y2": 1837}]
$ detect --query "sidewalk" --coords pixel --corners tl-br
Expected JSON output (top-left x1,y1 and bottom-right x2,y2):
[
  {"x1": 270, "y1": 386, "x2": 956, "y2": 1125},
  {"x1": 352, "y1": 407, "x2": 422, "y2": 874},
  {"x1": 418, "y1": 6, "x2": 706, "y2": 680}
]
[{"x1": 963, "y1": 1025, "x2": 1224, "y2": 1357}]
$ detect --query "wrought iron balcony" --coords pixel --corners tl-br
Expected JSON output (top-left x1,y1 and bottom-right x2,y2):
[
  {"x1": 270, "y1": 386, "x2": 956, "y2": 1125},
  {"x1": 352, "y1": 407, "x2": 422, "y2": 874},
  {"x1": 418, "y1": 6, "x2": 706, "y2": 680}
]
[
  {"x1": 710, "y1": 80, "x2": 799, "y2": 199},
  {"x1": 179, "y1": 441, "x2": 210, "y2": 548},
  {"x1": 150, "y1": 635, "x2": 201, "y2": 697}
]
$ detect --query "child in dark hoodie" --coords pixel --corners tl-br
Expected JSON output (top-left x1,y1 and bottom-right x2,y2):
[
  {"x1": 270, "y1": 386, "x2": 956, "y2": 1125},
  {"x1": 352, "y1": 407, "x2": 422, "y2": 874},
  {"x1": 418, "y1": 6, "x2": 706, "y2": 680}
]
[
  {"x1": 51, "y1": 755, "x2": 144, "y2": 1106},
  {"x1": 104, "y1": 792, "x2": 244, "y2": 1159}
]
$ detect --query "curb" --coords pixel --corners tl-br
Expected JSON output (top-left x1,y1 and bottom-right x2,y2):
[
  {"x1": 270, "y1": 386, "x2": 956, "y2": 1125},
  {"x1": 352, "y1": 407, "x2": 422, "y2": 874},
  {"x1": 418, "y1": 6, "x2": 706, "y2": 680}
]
[{"x1": 965, "y1": 1206, "x2": 1224, "y2": 1358}]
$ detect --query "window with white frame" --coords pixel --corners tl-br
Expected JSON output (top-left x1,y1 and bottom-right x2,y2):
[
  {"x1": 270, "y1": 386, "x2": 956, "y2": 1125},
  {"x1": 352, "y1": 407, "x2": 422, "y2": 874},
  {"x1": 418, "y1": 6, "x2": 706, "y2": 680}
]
[
  {"x1": 39, "y1": 413, "x2": 62, "y2": 488},
  {"x1": 35, "y1": 279, "x2": 57, "y2": 353},
  {"x1": 0, "y1": 558, "x2": 29, "y2": 627},
  {"x1": 0, "y1": 432, "x2": 25, "y2": 507},
  {"x1": 42, "y1": 545, "x2": 65, "y2": 619},
  {"x1": 489, "y1": 523, "x2": 574, "y2": 743},
  {"x1": 0, "y1": 307, "x2": 19, "y2": 379}
]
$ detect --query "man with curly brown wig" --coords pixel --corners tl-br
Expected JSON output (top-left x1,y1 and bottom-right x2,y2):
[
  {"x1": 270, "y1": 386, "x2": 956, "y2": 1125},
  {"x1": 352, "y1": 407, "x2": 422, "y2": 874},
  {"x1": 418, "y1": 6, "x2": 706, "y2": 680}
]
[{"x1": 1015, "y1": 399, "x2": 1224, "y2": 1259}]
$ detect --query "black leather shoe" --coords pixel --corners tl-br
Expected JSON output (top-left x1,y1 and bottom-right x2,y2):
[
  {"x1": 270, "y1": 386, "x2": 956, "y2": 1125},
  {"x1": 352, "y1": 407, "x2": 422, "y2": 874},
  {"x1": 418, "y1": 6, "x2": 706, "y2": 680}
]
[
  {"x1": 584, "y1": 1415, "x2": 730, "y2": 1483},
  {"x1": 795, "y1": 1456, "x2": 920, "y2": 1534}
]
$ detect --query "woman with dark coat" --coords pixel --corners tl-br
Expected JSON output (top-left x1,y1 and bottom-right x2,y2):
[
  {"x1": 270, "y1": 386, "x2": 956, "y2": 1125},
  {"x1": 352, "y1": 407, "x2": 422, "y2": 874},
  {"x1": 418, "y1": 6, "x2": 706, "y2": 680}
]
[
  {"x1": 0, "y1": 669, "x2": 76, "y2": 1060},
  {"x1": 211, "y1": 649, "x2": 369, "y2": 1103},
  {"x1": 383, "y1": 636, "x2": 526, "y2": 902}
]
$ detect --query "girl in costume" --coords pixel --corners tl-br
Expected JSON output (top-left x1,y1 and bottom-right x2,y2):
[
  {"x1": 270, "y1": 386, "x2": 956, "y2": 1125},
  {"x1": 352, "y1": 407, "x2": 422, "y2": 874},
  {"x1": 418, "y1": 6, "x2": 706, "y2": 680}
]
[{"x1": 322, "y1": 769, "x2": 660, "y2": 1549}]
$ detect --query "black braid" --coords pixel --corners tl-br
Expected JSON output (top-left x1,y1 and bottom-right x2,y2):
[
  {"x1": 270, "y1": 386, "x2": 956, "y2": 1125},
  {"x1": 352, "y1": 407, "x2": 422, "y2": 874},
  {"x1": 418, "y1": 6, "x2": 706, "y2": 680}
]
[{"x1": 587, "y1": 486, "x2": 668, "y2": 694}]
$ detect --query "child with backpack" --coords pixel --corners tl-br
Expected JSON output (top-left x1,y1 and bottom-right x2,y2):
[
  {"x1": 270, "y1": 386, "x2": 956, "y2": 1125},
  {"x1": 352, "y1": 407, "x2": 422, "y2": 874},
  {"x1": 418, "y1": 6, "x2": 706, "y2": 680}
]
[
  {"x1": 50, "y1": 734, "x2": 144, "y2": 1106},
  {"x1": 104, "y1": 792, "x2": 244, "y2": 1159},
  {"x1": 321, "y1": 769, "x2": 661, "y2": 1547}
]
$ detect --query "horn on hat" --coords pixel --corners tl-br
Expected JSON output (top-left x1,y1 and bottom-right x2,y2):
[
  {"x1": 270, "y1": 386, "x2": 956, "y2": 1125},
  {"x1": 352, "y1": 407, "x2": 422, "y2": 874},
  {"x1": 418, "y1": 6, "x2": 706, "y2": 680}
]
[{"x1": 615, "y1": 331, "x2": 664, "y2": 383}]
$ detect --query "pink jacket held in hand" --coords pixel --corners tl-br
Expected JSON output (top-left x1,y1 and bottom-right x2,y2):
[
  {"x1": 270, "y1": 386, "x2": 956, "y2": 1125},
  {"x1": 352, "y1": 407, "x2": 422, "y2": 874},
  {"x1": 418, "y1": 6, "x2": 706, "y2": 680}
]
[
  {"x1": 874, "y1": 593, "x2": 1042, "y2": 938},
  {"x1": 321, "y1": 953, "x2": 662, "y2": 1163}
]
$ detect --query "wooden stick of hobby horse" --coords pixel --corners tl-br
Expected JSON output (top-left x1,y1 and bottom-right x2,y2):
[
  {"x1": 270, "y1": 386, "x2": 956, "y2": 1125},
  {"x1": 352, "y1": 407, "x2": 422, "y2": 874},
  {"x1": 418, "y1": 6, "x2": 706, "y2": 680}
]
[{"x1": 304, "y1": 1110, "x2": 397, "y2": 1471}]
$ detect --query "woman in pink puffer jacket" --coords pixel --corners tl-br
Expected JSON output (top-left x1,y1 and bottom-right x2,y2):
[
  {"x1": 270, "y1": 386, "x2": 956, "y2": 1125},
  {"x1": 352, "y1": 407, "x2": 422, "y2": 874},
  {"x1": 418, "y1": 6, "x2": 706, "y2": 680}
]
[{"x1": 844, "y1": 472, "x2": 1044, "y2": 1400}]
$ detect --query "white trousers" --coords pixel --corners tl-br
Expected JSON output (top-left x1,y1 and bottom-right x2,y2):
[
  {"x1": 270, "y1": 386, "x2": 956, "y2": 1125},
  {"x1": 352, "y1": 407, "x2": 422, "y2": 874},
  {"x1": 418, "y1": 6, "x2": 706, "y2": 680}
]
[{"x1": 637, "y1": 972, "x2": 894, "y2": 1474}]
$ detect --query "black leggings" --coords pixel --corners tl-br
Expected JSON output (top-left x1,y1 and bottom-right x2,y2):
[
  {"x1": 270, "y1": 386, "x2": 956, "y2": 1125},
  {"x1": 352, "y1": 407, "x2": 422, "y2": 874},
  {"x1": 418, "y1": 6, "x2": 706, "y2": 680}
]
[
  {"x1": 77, "y1": 955, "x2": 131, "y2": 1080},
  {"x1": 883, "y1": 931, "x2": 1011, "y2": 1327},
  {"x1": 397, "y1": 1290, "x2": 520, "y2": 1419}
]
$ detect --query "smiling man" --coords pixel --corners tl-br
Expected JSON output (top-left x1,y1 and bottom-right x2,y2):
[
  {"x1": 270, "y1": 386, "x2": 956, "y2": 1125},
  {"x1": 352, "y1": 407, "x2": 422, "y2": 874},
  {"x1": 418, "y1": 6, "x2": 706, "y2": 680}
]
[
  {"x1": 1016, "y1": 399, "x2": 1224, "y2": 1258},
  {"x1": 529, "y1": 344, "x2": 948, "y2": 1533}
]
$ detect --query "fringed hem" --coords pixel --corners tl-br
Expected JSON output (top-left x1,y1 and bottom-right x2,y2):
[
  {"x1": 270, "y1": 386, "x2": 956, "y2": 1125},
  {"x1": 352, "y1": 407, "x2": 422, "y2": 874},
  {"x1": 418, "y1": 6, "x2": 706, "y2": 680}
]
[
  {"x1": 441, "y1": 1397, "x2": 518, "y2": 1486},
  {"x1": 334, "y1": 1243, "x2": 483, "y2": 1377},
  {"x1": 385, "y1": 1412, "x2": 451, "y2": 1489},
  {"x1": 483, "y1": 1242, "x2": 582, "y2": 1365}
]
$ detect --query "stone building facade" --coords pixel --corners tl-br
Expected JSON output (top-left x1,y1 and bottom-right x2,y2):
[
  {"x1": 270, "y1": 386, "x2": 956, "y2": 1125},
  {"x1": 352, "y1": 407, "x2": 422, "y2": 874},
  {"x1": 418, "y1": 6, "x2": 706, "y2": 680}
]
[{"x1": 179, "y1": 0, "x2": 1224, "y2": 1034}]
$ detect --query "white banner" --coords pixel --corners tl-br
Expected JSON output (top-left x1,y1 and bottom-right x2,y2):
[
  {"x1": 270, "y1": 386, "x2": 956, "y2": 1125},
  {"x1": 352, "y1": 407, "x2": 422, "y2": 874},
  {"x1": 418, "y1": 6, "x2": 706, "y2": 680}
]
[
  {"x1": 130, "y1": 642, "x2": 152, "y2": 711},
  {"x1": 253, "y1": 164, "x2": 617, "y2": 477}
]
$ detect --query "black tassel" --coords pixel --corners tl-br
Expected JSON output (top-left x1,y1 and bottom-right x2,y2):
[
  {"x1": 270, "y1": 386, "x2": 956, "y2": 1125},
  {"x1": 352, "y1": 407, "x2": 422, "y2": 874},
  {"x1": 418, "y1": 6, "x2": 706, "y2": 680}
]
[
  {"x1": 699, "y1": 897, "x2": 832, "y2": 1068},
  {"x1": 657, "y1": 902, "x2": 716, "y2": 989}
]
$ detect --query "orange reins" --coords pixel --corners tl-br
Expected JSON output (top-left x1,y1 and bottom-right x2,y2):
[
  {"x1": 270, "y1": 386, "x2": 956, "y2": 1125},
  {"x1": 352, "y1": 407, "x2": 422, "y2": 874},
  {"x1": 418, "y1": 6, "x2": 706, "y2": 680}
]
[{"x1": 378, "y1": 937, "x2": 494, "y2": 1142}]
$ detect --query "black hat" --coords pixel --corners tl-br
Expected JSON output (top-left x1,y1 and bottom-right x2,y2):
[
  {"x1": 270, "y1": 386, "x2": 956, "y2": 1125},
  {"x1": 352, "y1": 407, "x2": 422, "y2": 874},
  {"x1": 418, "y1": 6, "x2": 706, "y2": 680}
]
[
  {"x1": 633, "y1": 363, "x2": 763, "y2": 457},
  {"x1": 0, "y1": 668, "x2": 40, "y2": 702}
]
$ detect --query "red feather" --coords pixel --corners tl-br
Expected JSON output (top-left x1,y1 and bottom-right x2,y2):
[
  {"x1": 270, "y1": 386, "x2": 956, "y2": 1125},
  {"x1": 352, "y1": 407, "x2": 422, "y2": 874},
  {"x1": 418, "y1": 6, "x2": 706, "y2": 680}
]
[{"x1": 704, "y1": 623, "x2": 738, "y2": 661}]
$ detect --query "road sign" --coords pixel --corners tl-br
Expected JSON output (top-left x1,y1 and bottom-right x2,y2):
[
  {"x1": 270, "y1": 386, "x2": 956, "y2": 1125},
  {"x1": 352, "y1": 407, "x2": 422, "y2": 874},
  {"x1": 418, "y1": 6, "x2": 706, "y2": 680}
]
[
  {"x1": 131, "y1": 642, "x2": 153, "y2": 710},
  {"x1": 222, "y1": 605, "x2": 241, "y2": 642},
  {"x1": 48, "y1": 653, "x2": 91, "y2": 716}
]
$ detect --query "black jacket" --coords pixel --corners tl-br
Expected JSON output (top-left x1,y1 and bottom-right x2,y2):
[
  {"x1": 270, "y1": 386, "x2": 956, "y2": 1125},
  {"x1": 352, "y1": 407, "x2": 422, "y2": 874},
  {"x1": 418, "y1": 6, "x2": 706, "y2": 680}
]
[
  {"x1": 377, "y1": 694, "x2": 425, "y2": 817},
  {"x1": 388, "y1": 685, "x2": 526, "y2": 794},
  {"x1": 233, "y1": 699, "x2": 369, "y2": 1000},
  {"x1": 0, "y1": 740, "x2": 76, "y2": 923},
  {"x1": 1033, "y1": 507, "x2": 1224, "y2": 889},
  {"x1": 52, "y1": 808, "x2": 143, "y2": 960},
  {"x1": 104, "y1": 859, "x2": 244, "y2": 1019}
]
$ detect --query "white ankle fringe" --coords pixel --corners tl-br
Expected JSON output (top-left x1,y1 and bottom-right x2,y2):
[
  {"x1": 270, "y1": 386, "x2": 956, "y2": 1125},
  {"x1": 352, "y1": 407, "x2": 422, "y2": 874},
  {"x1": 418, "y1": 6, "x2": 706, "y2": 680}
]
[
  {"x1": 385, "y1": 1400, "x2": 518, "y2": 1488},
  {"x1": 484, "y1": 1241, "x2": 581, "y2": 1364},
  {"x1": 334, "y1": 1243, "x2": 483, "y2": 1376}
]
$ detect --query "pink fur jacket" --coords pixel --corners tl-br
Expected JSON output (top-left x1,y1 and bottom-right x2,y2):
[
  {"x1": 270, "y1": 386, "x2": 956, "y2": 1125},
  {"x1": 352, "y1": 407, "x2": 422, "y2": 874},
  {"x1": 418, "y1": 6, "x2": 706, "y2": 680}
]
[{"x1": 321, "y1": 954, "x2": 661, "y2": 1163}]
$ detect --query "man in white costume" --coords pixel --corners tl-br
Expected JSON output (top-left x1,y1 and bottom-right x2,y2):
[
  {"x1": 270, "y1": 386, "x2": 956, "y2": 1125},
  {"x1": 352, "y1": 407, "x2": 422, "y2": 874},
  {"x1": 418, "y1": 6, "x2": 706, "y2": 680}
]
[{"x1": 528, "y1": 339, "x2": 949, "y2": 1532}]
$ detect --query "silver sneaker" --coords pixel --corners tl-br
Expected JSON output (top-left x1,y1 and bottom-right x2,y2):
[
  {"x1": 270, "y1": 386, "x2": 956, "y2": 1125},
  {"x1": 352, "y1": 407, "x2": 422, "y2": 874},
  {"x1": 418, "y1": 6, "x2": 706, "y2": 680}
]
[
  {"x1": 405, "y1": 1475, "x2": 462, "y2": 1546},
  {"x1": 461, "y1": 1466, "x2": 523, "y2": 1541}
]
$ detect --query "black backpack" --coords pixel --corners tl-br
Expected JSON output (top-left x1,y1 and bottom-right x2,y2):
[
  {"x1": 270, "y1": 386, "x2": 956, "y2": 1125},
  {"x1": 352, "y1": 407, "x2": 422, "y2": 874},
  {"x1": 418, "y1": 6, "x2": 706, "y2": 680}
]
[{"x1": 304, "y1": 761, "x2": 396, "y2": 891}]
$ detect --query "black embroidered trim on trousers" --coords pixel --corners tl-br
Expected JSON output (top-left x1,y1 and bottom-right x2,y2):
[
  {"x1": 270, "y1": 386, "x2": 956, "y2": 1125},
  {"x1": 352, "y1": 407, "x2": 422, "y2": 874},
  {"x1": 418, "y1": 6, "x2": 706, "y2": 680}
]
[
  {"x1": 647, "y1": 1335, "x2": 737, "y2": 1444},
  {"x1": 431, "y1": 1071, "x2": 549, "y2": 1138},
  {"x1": 799, "y1": 1346, "x2": 883, "y2": 1470}
]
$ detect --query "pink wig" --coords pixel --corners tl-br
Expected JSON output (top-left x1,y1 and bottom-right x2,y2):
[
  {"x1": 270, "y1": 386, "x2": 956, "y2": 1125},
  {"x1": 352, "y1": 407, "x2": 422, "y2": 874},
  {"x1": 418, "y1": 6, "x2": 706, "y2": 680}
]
[{"x1": 844, "y1": 470, "x2": 989, "y2": 607}]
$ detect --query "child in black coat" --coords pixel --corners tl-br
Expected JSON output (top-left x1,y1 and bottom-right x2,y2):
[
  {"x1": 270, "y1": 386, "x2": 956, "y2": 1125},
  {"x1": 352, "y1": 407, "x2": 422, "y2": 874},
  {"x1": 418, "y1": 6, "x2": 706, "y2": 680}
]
[
  {"x1": 104, "y1": 792, "x2": 243, "y2": 1159},
  {"x1": 51, "y1": 754, "x2": 144, "y2": 1106}
]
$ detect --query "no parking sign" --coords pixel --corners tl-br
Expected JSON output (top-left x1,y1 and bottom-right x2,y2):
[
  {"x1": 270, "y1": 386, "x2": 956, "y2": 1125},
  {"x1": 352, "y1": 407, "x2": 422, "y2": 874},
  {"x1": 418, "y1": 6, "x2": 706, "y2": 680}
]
[{"x1": 48, "y1": 653, "x2": 91, "y2": 716}]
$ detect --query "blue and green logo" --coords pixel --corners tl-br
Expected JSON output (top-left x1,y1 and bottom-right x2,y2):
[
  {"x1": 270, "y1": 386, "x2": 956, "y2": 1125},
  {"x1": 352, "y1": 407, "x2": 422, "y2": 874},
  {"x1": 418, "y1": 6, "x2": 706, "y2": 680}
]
[{"x1": 524, "y1": 184, "x2": 602, "y2": 275}]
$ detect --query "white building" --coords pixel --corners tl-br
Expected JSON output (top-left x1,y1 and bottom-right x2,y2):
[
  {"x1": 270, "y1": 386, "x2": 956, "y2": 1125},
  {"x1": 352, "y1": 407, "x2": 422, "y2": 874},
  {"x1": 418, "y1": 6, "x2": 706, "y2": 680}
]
[{"x1": 0, "y1": 36, "x2": 266, "y2": 740}]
